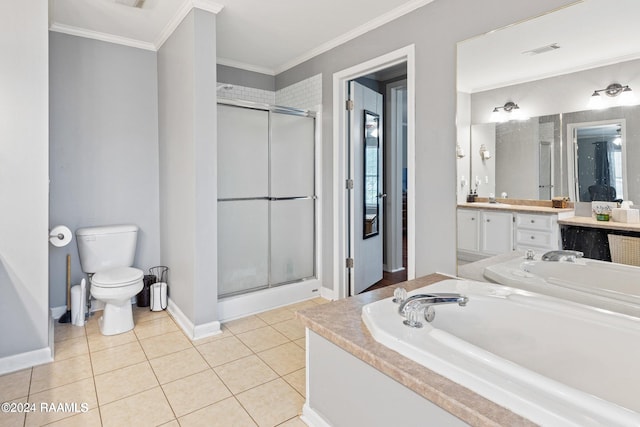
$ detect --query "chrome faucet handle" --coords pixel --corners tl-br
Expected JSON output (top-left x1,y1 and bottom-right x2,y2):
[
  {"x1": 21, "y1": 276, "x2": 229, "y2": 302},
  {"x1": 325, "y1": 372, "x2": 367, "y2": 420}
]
[
  {"x1": 392, "y1": 287, "x2": 408, "y2": 304},
  {"x1": 402, "y1": 306, "x2": 423, "y2": 328},
  {"x1": 525, "y1": 249, "x2": 535, "y2": 260}
]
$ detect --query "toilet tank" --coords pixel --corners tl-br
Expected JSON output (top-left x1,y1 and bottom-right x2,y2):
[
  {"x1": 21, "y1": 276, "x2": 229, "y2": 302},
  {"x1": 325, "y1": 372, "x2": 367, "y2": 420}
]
[{"x1": 76, "y1": 224, "x2": 139, "y2": 273}]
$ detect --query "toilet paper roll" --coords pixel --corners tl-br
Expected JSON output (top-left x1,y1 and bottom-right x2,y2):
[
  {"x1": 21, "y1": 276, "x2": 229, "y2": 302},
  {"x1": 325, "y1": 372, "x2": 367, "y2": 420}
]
[{"x1": 49, "y1": 225, "x2": 72, "y2": 247}]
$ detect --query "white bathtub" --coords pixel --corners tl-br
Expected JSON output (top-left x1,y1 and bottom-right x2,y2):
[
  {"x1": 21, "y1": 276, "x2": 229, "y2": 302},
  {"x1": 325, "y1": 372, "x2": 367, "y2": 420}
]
[
  {"x1": 362, "y1": 279, "x2": 640, "y2": 427},
  {"x1": 484, "y1": 255, "x2": 640, "y2": 317}
]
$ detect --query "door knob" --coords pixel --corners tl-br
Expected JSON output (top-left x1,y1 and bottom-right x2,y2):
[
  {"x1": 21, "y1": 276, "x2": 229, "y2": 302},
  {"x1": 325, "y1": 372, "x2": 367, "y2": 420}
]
[{"x1": 378, "y1": 193, "x2": 387, "y2": 198}]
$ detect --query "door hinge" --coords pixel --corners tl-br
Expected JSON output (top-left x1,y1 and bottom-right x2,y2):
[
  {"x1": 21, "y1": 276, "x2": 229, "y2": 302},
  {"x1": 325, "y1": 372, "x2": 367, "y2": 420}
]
[
  {"x1": 346, "y1": 179, "x2": 354, "y2": 190},
  {"x1": 346, "y1": 99, "x2": 354, "y2": 111},
  {"x1": 346, "y1": 258, "x2": 354, "y2": 268}
]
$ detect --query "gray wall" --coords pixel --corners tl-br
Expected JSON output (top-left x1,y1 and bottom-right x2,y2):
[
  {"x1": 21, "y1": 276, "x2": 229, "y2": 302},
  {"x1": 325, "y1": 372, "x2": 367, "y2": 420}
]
[
  {"x1": 217, "y1": 64, "x2": 275, "y2": 90},
  {"x1": 158, "y1": 8, "x2": 218, "y2": 327},
  {"x1": 49, "y1": 32, "x2": 161, "y2": 308},
  {"x1": 0, "y1": 1, "x2": 49, "y2": 362},
  {"x1": 276, "y1": 0, "x2": 575, "y2": 284}
]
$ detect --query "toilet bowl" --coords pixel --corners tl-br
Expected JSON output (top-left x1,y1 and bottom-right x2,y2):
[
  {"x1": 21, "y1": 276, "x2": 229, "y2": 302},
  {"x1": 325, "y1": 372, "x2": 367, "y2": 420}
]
[{"x1": 91, "y1": 266, "x2": 144, "y2": 335}]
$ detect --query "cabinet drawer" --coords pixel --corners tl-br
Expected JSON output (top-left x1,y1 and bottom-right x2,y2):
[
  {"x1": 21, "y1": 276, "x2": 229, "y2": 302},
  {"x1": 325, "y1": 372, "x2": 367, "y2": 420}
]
[
  {"x1": 516, "y1": 230, "x2": 554, "y2": 248},
  {"x1": 516, "y1": 214, "x2": 553, "y2": 231}
]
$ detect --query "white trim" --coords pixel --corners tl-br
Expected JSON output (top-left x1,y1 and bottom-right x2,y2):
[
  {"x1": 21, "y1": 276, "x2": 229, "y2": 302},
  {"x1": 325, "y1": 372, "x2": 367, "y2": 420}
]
[
  {"x1": 0, "y1": 311, "x2": 54, "y2": 375},
  {"x1": 301, "y1": 404, "x2": 332, "y2": 427},
  {"x1": 49, "y1": 23, "x2": 156, "y2": 51},
  {"x1": 191, "y1": 0, "x2": 224, "y2": 14},
  {"x1": 218, "y1": 279, "x2": 322, "y2": 322},
  {"x1": 333, "y1": 45, "x2": 416, "y2": 300},
  {"x1": 167, "y1": 298, "x2": 222, "y2": 341},
  {"x1": 320, "y1": 287, "x2": 336, "y2": 301},
  {"x1": 50, "y1": 305, "x2": 67, "y2": 320},
  {"x1": 275, "y1": 0, "x2": 433, "y2": 74},
  {"x1": 216, "y1": 57, "x2": 276, "y2": 76}
]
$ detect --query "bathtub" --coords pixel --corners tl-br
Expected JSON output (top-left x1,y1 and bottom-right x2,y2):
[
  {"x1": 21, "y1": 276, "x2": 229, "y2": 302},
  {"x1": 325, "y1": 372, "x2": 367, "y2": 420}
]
[
  {"x1": 484, "y1": 255, "x2": 640, "y2": 317},
  {"x1": 362, "y1": 279, "x2": 640, "y2": 427}
]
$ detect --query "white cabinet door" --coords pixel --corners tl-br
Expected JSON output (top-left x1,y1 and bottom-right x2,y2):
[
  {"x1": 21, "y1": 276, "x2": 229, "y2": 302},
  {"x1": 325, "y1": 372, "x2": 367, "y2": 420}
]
[
  {"x1": 480, "y1": 211, "x2": 513, "y2": 255},
  {"x1": 457, "y1": 209, "x2": 479, "y2": 252}
]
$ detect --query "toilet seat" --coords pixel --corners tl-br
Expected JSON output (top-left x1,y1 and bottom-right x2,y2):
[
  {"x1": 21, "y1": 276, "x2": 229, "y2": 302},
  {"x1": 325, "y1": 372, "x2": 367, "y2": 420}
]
[{"x1": 92, "y1": 267, "x2": 143, "y2": 288}]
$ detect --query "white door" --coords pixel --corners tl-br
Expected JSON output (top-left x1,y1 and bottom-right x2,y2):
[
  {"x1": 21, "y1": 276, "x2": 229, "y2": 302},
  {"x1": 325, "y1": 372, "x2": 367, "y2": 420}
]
[{"x1": 350, "y1": 81, "x2": 384, "y2": 295}]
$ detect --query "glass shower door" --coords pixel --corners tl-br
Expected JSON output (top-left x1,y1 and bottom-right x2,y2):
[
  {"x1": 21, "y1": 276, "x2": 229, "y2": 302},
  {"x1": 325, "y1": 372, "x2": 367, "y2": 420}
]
[
  {"x1": 217, "y1": 104, "x2": 270, "y2": 297},
  {"x1": 217, "y1": 102, "x2": 316, "y2": 298},
  {"x1": 270, "y1": 112, "x2": 316, "y2": 285}
]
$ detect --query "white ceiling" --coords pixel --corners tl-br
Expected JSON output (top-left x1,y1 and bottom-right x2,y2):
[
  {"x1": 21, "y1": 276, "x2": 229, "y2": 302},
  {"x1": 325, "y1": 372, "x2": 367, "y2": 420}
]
[
  {"x1": 458, "y1": 0, "x2": 640, "y2": 93},
  {"x1": 49, "y1": 0, "x2": 431, "y2": 75}
]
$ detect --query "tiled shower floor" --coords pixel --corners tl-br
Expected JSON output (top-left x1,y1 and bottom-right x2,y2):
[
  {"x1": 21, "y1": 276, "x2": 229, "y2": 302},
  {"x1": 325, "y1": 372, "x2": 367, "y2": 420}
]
[{"x1": 0, "y1": 298, "x2": 328, "y2": 426}]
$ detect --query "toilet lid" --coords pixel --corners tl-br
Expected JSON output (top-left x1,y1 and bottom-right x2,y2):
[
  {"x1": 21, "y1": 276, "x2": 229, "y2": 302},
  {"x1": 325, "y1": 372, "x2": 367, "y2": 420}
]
[{"x1": 92, "y1": 267, "x2": 143, "y2": 288}]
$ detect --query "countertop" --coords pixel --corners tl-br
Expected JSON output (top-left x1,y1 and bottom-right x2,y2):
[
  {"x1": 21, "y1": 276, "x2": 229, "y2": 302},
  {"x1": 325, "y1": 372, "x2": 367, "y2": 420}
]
[
  {"x1": 458, "y1": 202, "x2": 573, "y2": 215},
  {"x1": 296, "y1": 274, "x2": 535, "y2": 427},
  {"x1": 558, "y1": 215, "x2": 640, "y2": 232}
]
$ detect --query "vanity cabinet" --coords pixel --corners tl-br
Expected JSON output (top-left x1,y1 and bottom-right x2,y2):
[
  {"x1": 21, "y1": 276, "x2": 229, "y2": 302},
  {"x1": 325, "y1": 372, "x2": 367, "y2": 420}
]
[
  {"x1": 480, "y1": 211, "x2": 514, "y2": 255},
  {"x1": 457, "y1": 208, "x2": 513, "y2": 261},
  {"x1": 515, "y1": 213, "x2": 560, "y2": 252}
]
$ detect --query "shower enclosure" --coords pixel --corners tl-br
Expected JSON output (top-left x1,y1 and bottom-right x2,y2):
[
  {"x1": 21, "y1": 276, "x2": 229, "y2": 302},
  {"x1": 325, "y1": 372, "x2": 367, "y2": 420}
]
[{"x1": 217, "y1": 100, "x2": 317, "y2": 299}]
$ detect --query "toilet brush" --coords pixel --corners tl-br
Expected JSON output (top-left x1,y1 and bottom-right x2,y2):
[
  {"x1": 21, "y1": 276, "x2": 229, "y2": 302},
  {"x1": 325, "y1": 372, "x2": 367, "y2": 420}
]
[{"x1": 58, "y1": 254, "x2": 72, "y2": 323}]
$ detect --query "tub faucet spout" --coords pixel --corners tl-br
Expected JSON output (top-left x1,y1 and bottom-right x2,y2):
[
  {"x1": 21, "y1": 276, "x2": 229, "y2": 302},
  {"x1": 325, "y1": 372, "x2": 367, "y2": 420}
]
[
  {"x1": 398, "y1": 293, "x2": 469, "y2": 316},
  {"x1": 541, "y1": 250, "x2": 583, "y2": 262}
]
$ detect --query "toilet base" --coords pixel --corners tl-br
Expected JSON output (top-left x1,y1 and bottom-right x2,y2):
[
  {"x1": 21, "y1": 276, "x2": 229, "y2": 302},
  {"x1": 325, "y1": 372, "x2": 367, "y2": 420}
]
[{"x1": 99, "y1": 300, "x2": 135, "y2": 335}]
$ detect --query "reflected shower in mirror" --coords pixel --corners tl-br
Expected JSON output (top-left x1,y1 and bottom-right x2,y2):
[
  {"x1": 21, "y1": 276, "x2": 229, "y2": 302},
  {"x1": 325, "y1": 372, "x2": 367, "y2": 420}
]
[{"x1": 364, "y1": 110, "x2": 380, "y2": 238}]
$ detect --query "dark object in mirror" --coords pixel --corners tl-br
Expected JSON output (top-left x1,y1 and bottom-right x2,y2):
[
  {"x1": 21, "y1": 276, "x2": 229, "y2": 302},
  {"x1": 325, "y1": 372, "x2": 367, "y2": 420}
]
[{"x1": 364, "y1": 110, "x2": 380, "y2": 238}]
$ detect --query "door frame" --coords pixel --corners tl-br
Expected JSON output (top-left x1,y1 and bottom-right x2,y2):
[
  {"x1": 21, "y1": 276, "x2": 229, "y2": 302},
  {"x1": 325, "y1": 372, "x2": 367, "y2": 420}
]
[{"x1": 332, "y1": 45, "x2": 416, "y2": 299}]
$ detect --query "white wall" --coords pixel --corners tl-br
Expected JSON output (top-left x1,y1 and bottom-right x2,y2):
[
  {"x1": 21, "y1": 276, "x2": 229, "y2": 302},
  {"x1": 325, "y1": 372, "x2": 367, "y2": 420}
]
[
  {"x1": 0, "y1": 1, "x2": 50, "y2": 369},
  {"x1": 158, "y1": 8, "x2": 219, "y2": 335},
  {"x1": 49, "y1": 33, "x2": 160, "y2": 308}
]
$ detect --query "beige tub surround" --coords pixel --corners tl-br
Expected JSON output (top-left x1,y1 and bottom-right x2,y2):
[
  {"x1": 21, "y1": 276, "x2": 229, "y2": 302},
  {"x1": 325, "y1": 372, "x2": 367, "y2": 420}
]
[{"x1": 296, "y1": 274, "x2": 534, "y2": 427}]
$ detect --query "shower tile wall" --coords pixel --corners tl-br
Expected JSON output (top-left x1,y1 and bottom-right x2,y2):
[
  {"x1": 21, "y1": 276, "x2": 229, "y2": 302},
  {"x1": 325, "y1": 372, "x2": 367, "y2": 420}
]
[
  {"x1": 276, "y1": 74, "x2": 322, "y2": 111},
  {"x1": 217, "y1": 85, "x2": 276, "y2": 105},
  {"x1": 217, "y1": 73, "x2": 322, "y2": 112}
]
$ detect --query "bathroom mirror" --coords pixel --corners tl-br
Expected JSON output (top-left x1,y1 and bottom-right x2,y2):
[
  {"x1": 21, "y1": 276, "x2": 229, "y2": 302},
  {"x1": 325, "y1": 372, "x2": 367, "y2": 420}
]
[
  {"x1": 457, "y1": 0, "x2": 640, "y2": 204},
  {"x1": 363, "y1": 110, "x2": 380, "y2": 238}
]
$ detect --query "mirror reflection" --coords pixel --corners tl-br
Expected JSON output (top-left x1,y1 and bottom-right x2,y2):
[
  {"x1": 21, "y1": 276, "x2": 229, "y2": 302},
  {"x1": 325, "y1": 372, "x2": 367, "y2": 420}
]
[
  {"x1": 457, "y1": 0, "x2": 640, "y2": 205},
  {"x1": 364, "y1": 110, "x2": 380, "y2": 238}
]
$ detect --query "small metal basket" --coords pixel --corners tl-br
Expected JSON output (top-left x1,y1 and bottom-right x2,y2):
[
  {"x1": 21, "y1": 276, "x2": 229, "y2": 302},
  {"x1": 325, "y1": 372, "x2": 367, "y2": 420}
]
[{"x1": 149, "y1": 266, "x2": 168, "y2": 284}]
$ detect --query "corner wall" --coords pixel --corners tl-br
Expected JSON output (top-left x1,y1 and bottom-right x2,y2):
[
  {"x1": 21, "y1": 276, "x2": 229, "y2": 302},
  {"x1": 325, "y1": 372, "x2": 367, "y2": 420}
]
[
  {"x1": 0, "y1": 1, "x2": 50, "y2": 372},
  {"x1": 49, "y1": 33, "x2": 161, "y2": 308},
  {"x1": 158, "y1": 8, "x2": 219, "y2": 336}
]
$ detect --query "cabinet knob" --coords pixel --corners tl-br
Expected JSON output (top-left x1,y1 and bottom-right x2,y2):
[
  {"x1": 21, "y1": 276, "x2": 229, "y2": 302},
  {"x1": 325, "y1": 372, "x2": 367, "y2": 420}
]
[
  {"x1": 486, "y1": 219, "x2": 491, "y2": 222},
  {"x1": 530, "y1": 220, "x2": 535, "y2": 223},
  {"x1": 531, "y1": 236, "x2": 535, "y2": 240}
]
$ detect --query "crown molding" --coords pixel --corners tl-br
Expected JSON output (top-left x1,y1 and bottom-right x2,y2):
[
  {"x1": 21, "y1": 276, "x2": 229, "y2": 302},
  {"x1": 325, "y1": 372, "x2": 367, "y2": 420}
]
[
  {"x1": 49, "y1": 23, "x2": 156, "y2": 51},
  {"x1": 216, "y1": 57, "x2": 276, "y2": 76},
  {"x1": 155, "y1": 0, "x2": 224, "y2": 50},
  {"x1": 274, "y1": 0, "x2": 434, "y2": 74},
  {"x1": 192, "y1": 0, "x2": 224, "y2": 14}
]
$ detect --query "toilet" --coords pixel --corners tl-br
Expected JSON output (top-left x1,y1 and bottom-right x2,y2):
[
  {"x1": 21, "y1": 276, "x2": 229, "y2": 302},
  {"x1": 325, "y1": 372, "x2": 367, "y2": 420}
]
[{"x1": 76, "y1": 224, "x2": 144, "y2": 335}]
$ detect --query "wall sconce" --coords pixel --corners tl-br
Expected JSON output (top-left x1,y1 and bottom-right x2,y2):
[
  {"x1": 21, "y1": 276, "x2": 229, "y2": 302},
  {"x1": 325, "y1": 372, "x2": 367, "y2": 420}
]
[
  {"x1": 588, "y1": 83, "x2": 635, "y2": 109},
  {"x1": 490, "y1": 101, "x2": 529, "y2": 122},
  {"x1": 479, "y1": 144, "x2": 491, "y2": 160},
  {"x1": 456, "y1": 144, "x2": 465, "y2": 159}
]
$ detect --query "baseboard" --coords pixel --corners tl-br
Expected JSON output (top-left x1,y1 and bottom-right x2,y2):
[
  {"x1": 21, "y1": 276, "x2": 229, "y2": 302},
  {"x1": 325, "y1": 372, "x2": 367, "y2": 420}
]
[
  {"x1": 301, "y1": 403, "x2": 332, "y2": 427},
  {"x1": 0, "y1": 344, "x2": 53, "y2": 376},
  {"x1": 50, "y1": 305, "x2": 67, "y2": 319},
  {"x1": 320, "y1": 286, "x2": 335, "y2": 301},
  {"x1": 167, "y1": 298, "x2": 221, "y2": 341}
]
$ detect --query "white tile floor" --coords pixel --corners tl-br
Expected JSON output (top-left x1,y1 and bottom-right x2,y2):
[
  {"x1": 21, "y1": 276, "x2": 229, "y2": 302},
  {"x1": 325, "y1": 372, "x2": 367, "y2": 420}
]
[{"x1": 0, "y1": 298, "x2": 327, "y2": 427}]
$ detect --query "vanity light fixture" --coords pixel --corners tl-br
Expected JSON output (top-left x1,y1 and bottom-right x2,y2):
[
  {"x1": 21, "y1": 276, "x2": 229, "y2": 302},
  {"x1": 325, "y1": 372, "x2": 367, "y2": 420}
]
[
  {"x1": 489, "y1": 101, "x2": 529, "y2": 122},
  {"x1": 588, "y1": 83, "x2": 635, "y2": 109}
]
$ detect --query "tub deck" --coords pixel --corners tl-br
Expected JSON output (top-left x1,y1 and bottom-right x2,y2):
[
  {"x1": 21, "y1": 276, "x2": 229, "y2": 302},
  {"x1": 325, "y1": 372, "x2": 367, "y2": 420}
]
[{"x1": 296, "y1": 274, "x2": 534, "y2": 427}]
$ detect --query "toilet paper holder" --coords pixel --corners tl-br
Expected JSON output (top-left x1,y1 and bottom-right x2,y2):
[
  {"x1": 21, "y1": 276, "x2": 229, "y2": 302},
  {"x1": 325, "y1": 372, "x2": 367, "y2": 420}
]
[{"x1": 49, "y1": 225, "x2": 73, "y2": 247}]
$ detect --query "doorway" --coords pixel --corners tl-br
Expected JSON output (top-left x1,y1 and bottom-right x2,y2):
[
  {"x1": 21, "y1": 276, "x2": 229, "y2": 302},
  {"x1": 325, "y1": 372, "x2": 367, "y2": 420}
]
[{"x1": 332, "y1": 45, "x2": 415, "y2": 299}]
